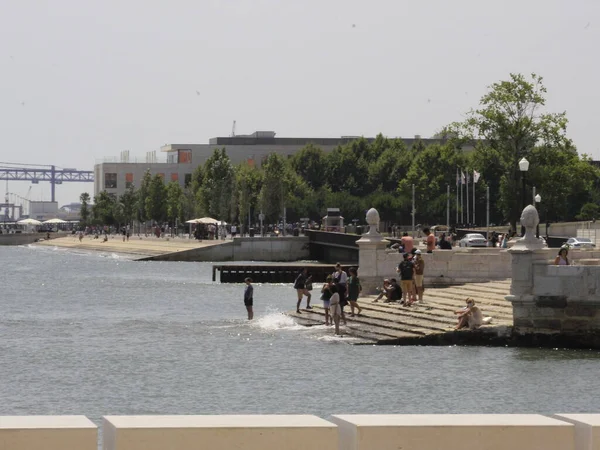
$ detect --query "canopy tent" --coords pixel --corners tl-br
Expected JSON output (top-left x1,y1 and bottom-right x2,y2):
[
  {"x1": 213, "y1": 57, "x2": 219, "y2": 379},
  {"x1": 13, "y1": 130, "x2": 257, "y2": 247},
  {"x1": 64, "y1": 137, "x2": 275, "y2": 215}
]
[
  {"x1": 43, "y1": 218, "x2": 67, "y2": 224},
  {"x1": 17, "y1": 218, "x2": 42, "y2": 225},
  {"x1": 196, "y1": 217, "x2": 219, "y2": 224}
]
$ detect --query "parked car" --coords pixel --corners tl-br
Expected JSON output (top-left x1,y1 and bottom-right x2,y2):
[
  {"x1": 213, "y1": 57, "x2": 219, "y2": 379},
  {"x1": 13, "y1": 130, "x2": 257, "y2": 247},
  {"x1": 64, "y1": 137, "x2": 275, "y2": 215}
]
[
  {"x1": 565, "y1": 237, "x2": 596, "y2": 249},
  {"x1": 458, "y1": 233, "x2": 488, "y2": 247}
]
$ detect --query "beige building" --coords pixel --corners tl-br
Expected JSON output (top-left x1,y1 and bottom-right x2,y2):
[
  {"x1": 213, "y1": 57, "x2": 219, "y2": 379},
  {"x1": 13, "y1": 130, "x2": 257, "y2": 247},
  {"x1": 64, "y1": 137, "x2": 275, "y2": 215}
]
[{"x1": 94, "y1": 131, "x2": 446, "y2": 198}]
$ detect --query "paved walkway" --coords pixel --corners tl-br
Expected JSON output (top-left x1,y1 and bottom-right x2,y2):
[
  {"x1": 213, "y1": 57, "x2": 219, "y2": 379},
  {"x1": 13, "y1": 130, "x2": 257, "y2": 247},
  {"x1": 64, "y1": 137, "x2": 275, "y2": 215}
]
[
  {"x1": 35, "y1": 234, "x2": 225, "y2": 258},
  {"x1": 289, "y1": 280, "x2": 513, "y2": 344}
]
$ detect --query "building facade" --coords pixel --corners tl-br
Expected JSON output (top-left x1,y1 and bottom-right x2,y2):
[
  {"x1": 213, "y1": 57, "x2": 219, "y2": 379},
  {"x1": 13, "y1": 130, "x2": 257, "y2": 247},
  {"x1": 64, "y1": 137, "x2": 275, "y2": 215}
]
[{"x1": 94, "y1": 131, "x2": 447, "y2": 198}]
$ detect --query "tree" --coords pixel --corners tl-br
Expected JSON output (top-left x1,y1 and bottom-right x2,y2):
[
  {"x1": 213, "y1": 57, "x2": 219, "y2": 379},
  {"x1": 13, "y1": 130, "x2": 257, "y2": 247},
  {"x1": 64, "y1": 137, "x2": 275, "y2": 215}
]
[
  {"x1": 398, "y1": 143, "x2": 465, "y2": 225},
  {"x1": 446, "y1": 73, "x2": 573, "y2": 230},
  {"x1": 119, "y1": 185, "x2": 137, "y2": 226},
  {"x1": 259, "y1": 153, "x2": 287, "y2": 222},
  {"x1": 236, "y1": 163, "x2": 263, "y2": 232},
  {"x1": 166, "y1": 181, "x2": 184, "y2": 226},
  {"x1": 290, "y1": 144, "x2": 326, "y2": 189},
  {"x1": 198, "y1": 148, "x2": 235, "y2": 221},
  {"x1": 576, "y1": 203, "x2": 600, "y2": 221},
  {"x1": 79, "y1": 192, "x2": 90, "y2": 225},
  {"x1": 137, "y1": 170, "x2": 152, "y2": 223},
  {"x1": 145, "y1": 174, "x2": 167, "y2": 223},
  {"x1": 92, "y1": 191, "x2": 116, "y2": 225}
]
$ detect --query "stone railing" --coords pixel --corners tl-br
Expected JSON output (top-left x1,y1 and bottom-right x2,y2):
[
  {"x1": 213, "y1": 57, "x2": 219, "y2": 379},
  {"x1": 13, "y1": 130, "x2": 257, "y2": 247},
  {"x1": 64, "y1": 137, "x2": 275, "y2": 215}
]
[{"x1": 5, "y1": 414, "x2": 600, "y2": 449}]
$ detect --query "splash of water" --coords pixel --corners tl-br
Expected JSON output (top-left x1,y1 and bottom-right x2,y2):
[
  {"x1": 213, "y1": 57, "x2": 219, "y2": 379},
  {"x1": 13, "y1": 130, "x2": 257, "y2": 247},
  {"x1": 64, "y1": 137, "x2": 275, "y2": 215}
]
[{"x1": 254, "y1": 311, "x2": 304, "y2": 331}]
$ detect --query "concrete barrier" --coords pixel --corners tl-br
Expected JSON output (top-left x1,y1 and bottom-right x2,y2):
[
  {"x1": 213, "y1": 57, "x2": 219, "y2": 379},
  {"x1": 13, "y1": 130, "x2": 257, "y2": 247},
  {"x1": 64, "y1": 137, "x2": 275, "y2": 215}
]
[
  {"x1": 554, "y1": 414, "x2": 600, "y2": 450},
  {"x1": 330, "y1": 414, "x2": 574, "y2": 450},
  {"x1": 103, "y1": 415, "x2": 337, "y2": 450},
  {"x1": 0, "y1": 416, "x2": 97, "y2": 450}
]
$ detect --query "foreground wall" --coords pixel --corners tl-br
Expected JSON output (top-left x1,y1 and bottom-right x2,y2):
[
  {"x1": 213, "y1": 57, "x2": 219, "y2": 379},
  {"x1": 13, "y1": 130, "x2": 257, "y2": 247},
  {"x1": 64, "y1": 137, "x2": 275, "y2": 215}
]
[{"x1": 6, "y1": 414, "x2": 600, "y2": 450}]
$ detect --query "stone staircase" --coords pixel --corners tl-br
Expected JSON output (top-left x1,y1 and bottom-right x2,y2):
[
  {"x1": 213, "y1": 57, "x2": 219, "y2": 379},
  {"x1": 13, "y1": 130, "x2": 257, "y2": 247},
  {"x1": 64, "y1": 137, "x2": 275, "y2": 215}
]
[{"x1": 288, "y1": 280, "x2": 513, "y2": 344}]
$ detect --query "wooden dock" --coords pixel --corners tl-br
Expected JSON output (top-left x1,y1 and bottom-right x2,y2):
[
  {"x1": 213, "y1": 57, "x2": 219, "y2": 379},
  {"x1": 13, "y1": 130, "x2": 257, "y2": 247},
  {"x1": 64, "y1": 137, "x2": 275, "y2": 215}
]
[
  {"x1": 212, "y1": 263, "x2": 354, "y2": 283},
  {"x1": 288, "y1": 280, "x2": 513, "y2": 345}
]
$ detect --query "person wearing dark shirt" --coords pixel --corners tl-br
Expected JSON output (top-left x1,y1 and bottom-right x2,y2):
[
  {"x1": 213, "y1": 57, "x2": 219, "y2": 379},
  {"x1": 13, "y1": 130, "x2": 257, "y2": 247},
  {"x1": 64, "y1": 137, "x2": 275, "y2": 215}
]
[
  {"x1": 293, "y1": 268, "x2": 312, "y2": 313},
  {"x1": 384, "y1": 279, "x2": 401, "y2": 302},
  {"x1": 397, "y1": 253, "x2": 415, "y2": 306},
  {"x1": 438, "y1": 233, "x2": 452, "y2": 250},
  {"x1": 244, "y1": 277, "x2": 254, "y2": 320}
]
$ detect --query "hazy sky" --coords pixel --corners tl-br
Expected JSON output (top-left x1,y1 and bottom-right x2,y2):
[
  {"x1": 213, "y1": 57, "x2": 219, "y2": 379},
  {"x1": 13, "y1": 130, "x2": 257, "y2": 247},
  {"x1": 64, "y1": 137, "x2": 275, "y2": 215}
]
[{"x1": 1, "y1": 0, "x2": 599, "y2": 206}]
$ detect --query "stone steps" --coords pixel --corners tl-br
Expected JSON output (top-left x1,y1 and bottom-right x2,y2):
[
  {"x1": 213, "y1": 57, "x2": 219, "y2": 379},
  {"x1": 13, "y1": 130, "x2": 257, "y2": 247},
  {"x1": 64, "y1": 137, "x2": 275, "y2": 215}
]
[{"x1": 289, "y1": 282, "x2": 514, "y2": 344}]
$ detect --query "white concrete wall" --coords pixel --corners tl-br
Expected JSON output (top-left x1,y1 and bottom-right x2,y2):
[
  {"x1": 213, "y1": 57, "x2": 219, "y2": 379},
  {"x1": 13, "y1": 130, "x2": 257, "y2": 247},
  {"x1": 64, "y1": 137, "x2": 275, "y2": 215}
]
[
  {"x1": 372, "y1": 248, "x2": 513, "y2": 285},
  {"x1": 330, "y1": 414, "x2": 574, "y2": 450},
  {"x1": 4, "y1": 414, "x2": 600, "y2": 450},
  {"x1": 0, "y1": 416, "x2": 97, "y2": 450},
  {"x1": 103, "y1": 415, "x2": 337, "y2": 450}
]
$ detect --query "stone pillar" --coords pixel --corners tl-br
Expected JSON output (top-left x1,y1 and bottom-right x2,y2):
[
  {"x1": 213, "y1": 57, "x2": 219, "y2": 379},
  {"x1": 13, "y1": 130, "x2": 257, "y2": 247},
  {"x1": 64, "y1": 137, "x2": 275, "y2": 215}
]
[{"x1": 357, "y1": 208, "x2": 389, "y2": 294}]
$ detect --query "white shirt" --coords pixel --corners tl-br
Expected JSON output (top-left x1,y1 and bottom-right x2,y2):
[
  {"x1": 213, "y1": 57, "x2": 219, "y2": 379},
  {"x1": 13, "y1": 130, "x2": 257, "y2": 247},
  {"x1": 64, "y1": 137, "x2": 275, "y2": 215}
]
[{"x1": 333, "y1": 270, "x2": 348, "y2": 285}]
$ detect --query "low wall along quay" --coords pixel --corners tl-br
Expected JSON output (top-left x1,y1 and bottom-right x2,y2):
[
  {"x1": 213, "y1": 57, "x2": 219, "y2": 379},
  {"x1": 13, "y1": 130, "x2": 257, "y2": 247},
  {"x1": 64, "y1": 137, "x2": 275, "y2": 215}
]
[{"x1": 4, "y1": 414, "x2": 600, "y2": 450}]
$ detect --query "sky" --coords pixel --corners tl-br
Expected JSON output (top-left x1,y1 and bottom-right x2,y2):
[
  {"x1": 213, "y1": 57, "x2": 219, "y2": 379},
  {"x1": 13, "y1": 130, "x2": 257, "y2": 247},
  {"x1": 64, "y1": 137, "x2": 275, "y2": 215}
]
[{"x1": 1, "y1": 0, "x2": 599, "y2": 207}]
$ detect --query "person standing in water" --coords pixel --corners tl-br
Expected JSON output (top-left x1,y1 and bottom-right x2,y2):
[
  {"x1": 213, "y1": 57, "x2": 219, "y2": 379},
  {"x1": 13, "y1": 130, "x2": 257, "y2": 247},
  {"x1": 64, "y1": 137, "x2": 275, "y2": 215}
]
[
  {"x1": 244, "y1": 277, "x2": 254, "y2": 320},
  {"x1": 347, "y1": 267, "x2": 363, "y2": 316},
  {"x1": 329, "y1": 285, "x2": 342, "y2": 335}
]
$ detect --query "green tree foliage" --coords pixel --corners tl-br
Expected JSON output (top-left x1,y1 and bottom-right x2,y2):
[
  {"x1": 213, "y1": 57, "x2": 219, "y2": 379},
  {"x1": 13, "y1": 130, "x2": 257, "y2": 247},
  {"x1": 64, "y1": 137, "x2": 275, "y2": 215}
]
[
  {"x1": 290, "y1": 144, "x2": 326, "y2": 189},
  {"x1": 119, "y1": 185, "x2": 137, "y2": 225},
  {"x1": 137, "y1": 170, "x2": 152, "y2": 223},
  {"x1": 398, "y1": 143, "x2": 466, "y2": 224},
  {"x1": 79, "y1": 192, "x2": 90, "y2": 225},
  {"x1": 145, "y1": 174, "x2": 167, "y2": 223},
  {"x1": 236, "y1": 163, "x2": 263, "y2": 231},
  {"x1": 446, "y1": 73, "x2": 574, "y2": 230},
  {"x1": 260, "y1": 153, "x2": 287, "y2": 222},
  {"x1": 166, "y1": 181, "x2": 184, "y2": 225},
  {"x1": 92, "y1": 191, "x2": 116, "y2": 225},
  {"x1": 198, "y1": 148, "x2": 235, "y2": 221},
  {"x1": 577, "y1": 203, "x2": 600, "y2": 221}
]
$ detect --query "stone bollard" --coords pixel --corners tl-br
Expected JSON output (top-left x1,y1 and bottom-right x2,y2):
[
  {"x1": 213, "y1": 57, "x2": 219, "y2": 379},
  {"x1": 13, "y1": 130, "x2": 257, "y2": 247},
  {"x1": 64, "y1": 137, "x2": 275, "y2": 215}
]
[{"x1": 357, "y1": 208, "x2": 389, "y2": 294}]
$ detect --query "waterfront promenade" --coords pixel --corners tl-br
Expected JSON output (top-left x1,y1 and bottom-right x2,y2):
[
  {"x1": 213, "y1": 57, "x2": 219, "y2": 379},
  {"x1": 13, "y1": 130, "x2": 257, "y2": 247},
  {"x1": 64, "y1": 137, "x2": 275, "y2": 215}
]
[
  {"x1": 34, "y1": 234, "x2": 223, "y2": 258},
  {"x1": 290, "y1": 280, "x2": 513, "y2": 345}
]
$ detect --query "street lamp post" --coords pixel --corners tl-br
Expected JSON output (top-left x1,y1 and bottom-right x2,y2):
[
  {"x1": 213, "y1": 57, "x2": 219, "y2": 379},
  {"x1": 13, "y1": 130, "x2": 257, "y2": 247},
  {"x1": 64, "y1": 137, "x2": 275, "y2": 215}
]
[
  {"x1": 535, "y1": 194, "x2": 541, "y2": 238},
  {"x1": 519, "y1": 157, "x2": 529, "y2": 236}
]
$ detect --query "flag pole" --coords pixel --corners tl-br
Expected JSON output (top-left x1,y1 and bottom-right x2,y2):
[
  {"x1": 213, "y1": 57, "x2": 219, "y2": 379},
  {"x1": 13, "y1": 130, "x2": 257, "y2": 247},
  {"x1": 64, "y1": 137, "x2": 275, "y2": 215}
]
[
  {"x1": 486, "y1": 185, "x2": 490, "y2": 240},
  {"x1": 446, "y1": 184, "x2": 450, "y2": 229},
  {"x1": 466, "y1": 171, "x2": 470, "y2": 226},
  {"x1": 460, "y1": 170, "x2": 464, "y2": 224},
  {"x1": 473, "y1": 172, "x2": 476, "y2": 225},
  {"x1": 455, "y1": 168, "x2": 459, "y2": 225}
]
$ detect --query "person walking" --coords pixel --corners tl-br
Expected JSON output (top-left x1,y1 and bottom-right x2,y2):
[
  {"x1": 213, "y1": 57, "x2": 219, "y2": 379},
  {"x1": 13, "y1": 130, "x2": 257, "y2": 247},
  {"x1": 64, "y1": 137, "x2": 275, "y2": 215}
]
[
  {"x1": 329, "y1": 285, "x2": 342, "y2": 335},
  {"x1": 293, "y1": 268, "x2": 312, "y2": 313},
  {"x1": 320, "y1": 275, "x2": 333, "y2": 326},
  {"x1": 332, "y1": 263, "x2": 348, "y2": 325},
  {"x1": 244, "y1": 277, "x2": 254, "y2": 320},
  {"x1": 347, "y1": 267, "x2": 363, "y2": 316}
]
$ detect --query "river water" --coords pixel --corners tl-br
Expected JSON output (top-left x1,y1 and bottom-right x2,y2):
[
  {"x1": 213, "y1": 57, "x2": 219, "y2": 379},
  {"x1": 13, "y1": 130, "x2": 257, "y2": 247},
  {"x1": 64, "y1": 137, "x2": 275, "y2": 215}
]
[{"x1": 1, "y1": 245, "x2": 599, "y2": 427}]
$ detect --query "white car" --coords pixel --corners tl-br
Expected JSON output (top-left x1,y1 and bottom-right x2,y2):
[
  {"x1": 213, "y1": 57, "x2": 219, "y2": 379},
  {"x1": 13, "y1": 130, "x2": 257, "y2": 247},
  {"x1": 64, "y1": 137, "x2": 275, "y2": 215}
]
[
  {"x1": 566, "y1": 237, "x2": 596, "y2": 249},
  {"x1": 458, "y1": 233, "x2": 487, "y2": 248}
]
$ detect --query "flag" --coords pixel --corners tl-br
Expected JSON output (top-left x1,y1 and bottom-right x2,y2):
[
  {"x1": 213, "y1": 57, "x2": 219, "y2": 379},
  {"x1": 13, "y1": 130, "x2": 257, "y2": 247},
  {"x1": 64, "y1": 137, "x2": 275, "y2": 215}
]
[
  {"x1": 473, "y1": 170, "x2": 481, "y2": 183},
  {"x1": 466, "y1": 171, "x2": 470, "y2": 183},
  {"x1": 461, "y1": 171, "x2": 466, "y2": 185}
]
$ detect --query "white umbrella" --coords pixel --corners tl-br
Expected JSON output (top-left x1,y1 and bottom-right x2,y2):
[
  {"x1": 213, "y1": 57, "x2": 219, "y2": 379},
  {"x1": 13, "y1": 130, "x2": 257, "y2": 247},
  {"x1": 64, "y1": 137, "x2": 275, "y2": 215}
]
[
  {"x1": 197, "y1": 217, "x2": 219, "y2": 224},
  {"x1": 43, "y1": 218, "x2": 67, "y2": 224},
  {"x1": 185, "y1": 219, "x2": 200, "y2": 224},
  {"x1": 17, "y1": 218, "x2": 42, "y2": 225}
]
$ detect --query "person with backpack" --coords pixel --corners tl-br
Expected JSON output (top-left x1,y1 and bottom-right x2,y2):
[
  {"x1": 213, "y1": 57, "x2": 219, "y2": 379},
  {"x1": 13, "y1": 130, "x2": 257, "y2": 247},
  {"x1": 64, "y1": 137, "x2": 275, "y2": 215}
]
[{"x1": 397, "y1": 253, "x2": 415, "y2": 306}]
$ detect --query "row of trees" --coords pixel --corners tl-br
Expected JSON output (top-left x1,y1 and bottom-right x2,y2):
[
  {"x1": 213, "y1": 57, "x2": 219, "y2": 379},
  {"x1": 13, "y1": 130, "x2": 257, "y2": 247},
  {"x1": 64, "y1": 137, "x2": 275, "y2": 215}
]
[{"x1": 82, "y1": 73, "x2": 600, "y2": 232}]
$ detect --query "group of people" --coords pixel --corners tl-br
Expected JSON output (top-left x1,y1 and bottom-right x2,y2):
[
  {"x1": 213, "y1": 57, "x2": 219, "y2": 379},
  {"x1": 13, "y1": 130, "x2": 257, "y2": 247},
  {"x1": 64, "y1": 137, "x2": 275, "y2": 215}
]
[
  {"x1": 373, "y1": 249, "x2": 425, "y2": 306},
  {"x1": 294, "y1": 263, "x2": 362, "y2": 335}
]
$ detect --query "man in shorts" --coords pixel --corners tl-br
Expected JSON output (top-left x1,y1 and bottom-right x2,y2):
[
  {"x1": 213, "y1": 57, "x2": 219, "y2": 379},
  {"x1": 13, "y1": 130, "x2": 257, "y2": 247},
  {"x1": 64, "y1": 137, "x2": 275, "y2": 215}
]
[
  {"x1": 397, "y1": 253, "x2": 415, "y2": 306},
  {"x1": 293, "y1": 268, "x2": 312, "y2": 313},
  {"x1": 413, "y1": 249, "x2": 425, "y2": 303}
]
